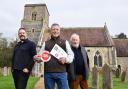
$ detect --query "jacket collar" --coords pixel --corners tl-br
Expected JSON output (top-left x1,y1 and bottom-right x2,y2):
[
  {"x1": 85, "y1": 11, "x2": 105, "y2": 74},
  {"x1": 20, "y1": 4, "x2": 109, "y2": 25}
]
[
  {"x1": 18, "y1": 39, "x2": 28, "y2": 44},
  {"x1": 51, "y1": 36, "x2": 60, "y2": 40}
]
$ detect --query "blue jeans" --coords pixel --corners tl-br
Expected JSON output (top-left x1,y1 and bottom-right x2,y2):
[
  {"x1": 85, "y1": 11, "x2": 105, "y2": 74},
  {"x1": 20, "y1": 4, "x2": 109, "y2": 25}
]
[{"x1": 44, "y1": 72, "x2": 68, "y2": 89}]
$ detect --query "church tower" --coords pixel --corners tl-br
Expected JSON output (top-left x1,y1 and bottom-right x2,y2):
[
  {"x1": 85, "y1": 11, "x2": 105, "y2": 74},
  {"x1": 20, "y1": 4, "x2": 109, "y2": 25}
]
[{"x1": 21, "y1": 4, "x2": 49, "y2": 44}]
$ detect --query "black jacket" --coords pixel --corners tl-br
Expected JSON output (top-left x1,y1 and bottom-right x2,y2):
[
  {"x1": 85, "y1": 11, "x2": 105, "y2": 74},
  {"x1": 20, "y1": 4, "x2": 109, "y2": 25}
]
[
  {"x1": 67, "y1": 46, "x2": 89, "y2": 80},
  {"x1": 12, "y1": 39, "x2": 37, "y2": 71}
]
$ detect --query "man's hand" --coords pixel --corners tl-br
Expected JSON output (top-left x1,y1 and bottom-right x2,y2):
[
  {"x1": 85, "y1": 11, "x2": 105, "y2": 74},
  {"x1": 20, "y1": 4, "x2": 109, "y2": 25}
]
[
  {"x1": 58, "y1": 57, "x2": 66, "y2": 64},
  {"x1": 34, "y1": 54, "x2": 41, "y2": 60},
  {"x1": 23, "y1": 68, "x2": 29, "y2": 73}
]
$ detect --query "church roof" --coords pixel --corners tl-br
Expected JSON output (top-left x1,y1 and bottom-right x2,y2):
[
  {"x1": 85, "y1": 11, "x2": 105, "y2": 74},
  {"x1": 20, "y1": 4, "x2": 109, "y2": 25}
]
[
  {"x1": 113, "y1": 39, "x2": 128, "y2": 57},
  {"x1": 42, "y1": 26, "x2": 114, "y2": 47},
  {"x1": 60, "y1": 26, "x2": 114, "y2": 47}
]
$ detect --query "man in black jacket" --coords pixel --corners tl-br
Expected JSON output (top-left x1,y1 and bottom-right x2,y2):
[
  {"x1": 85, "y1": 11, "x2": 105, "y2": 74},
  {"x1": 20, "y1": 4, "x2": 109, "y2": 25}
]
[
  {"x1": 67, "y1": 33, "x2": 89, "y2": 89},
  {"x1": 12, "y1": 28, "x2": 37, "y2": 89}
]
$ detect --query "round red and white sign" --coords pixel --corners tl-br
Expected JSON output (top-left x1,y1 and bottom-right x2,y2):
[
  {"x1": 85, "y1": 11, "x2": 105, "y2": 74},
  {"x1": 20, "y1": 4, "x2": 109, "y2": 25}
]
[{"x1": 41, "y1": 51, "x2": 51, "y2": 62}]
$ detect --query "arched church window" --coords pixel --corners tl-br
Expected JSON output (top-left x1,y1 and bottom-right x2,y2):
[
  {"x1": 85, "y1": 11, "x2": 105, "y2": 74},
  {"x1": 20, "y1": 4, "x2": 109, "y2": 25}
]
[
  {"x1": 94, "y1": 51, "x2": 102, "y2": 67},
  {"x1": 32, "y1": 12, "x2": 37, "y2": 20}
]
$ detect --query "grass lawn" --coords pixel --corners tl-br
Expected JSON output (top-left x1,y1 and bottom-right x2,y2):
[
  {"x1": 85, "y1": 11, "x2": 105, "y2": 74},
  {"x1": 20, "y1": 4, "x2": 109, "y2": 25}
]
[
  {"x1": 113, "y1": 76, "x2": 128, "y2": 89},
  {"x1": 0, "y1": 75, "x2": 39, "y2": 89},
  {"x1": 88, "y1": 74, "x2": 128, "y2": 89}
]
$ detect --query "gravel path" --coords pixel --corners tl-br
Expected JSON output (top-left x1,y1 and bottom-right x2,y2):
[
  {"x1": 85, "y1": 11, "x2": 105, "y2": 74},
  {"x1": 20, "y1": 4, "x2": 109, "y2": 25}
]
[{"x1": 34, "y1": 78, "x2": 44, "y2": 89}]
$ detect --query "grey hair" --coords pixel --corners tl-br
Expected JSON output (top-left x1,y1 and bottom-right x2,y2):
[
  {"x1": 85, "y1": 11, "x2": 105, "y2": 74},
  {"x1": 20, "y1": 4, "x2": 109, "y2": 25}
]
[
  {"x1": 51, "y1": 23, "x2": 60, "y2": 28},
  {"x1": 70, "y1": 33, "x2": 80, "y2": 41}
]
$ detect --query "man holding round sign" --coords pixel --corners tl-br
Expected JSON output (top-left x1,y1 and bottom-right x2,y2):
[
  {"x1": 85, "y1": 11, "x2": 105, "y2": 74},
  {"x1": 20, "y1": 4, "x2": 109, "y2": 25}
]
[{"x1": 35, "y1": 23, "x2": 74, "y2": 89}]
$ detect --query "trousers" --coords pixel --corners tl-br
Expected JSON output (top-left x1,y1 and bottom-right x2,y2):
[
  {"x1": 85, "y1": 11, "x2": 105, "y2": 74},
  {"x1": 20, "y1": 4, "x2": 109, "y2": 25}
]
[
  {"x1": 12, "y1": 69, "x2": 30, "y2": 89},
  {"x1": 44, "y1": 72, "x2": 68, "y2": 89},
  {"x1": 68, "y1": 74, "x2": 89, "y2": 89}
]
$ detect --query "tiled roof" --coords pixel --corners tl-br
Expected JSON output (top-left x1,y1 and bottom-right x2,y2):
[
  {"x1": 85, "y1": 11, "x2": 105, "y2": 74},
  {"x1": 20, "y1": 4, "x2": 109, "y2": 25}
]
[
  {"x1": 113, "y1": 39, "x2": 128, "y2": 57},
  {"x1": 60, "y1": 27, "x2": 113, "y2": 47},
  {"x1": 42, "y1": 26, "x2": 113, "y2": 47}
]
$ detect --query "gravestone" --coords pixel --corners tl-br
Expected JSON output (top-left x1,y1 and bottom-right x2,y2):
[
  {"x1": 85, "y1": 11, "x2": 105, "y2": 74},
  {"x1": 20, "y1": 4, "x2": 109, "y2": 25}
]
[
  {"x1": 102, "y1": 64, "x2": 113, "y2": 89},
  {"x1": 115, "y1": 65, "x2": 121, "y2": 78},
  {"x1": 3, "y1": 66, "x2": 8, "y2": 76},
  {"x1": 0, "y1": 67, "x2": 2, "y2": 75},
  {"x1": 121, "y1": 70, "x2": 126, "y2": 82},
  {"x1": 7, "y1": 67, "x2": 11, "y2": 75},
  {"x1": 125, "y1": 69, "x2": 128, "y2": 82},
  {"x1": 125, "y1": 69, "x2": 128, "y2": 81},
  {"x1": 92, "y1": 66, "x2": 98, "y2": 89},
  {"x1": 115, "y1": 68, "x2": 120, "y2": 78}
]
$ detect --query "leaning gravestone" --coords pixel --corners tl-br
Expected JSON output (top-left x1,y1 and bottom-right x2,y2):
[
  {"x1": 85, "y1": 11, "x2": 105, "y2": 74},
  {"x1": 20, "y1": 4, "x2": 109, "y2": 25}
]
[
  {"x1": 102, "y1": 64, "x2": 113, "y2": 89},
  {"x1": 92, "y1": 66, "x2": 98, "y2": 89}
]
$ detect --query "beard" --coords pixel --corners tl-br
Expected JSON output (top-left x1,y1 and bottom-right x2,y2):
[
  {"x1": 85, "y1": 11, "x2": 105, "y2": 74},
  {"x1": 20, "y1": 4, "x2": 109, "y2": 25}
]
[
  {"x1": 20, "y1": 39, "x2": 26, "y2": 41},
  {"x1": 20, "y1": 35, "x2": 26, "y2": 41},
  {"x1": 72, "y1": 43, "x2": 79, "y2": 48}
]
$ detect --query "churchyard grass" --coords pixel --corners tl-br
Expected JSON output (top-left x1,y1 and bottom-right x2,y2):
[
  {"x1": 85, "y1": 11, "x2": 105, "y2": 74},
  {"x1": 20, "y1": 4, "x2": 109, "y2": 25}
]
[
  {"x1": 113, "y1": 76, "x2": 128, "y2": 89},
  {"x1": 0, "y1": 75, "x2": 39, "y2": 89}
]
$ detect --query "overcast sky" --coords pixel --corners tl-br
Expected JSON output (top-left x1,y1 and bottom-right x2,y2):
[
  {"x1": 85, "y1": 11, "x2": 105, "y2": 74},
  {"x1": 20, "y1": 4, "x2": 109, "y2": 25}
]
[{"x1": 0, "y1": 0, "x2": 128, "y2": 39}]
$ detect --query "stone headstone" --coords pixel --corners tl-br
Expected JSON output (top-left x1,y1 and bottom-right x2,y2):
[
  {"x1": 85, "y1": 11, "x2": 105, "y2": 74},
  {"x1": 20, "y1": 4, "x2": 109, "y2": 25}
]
[
  {"x1": 115, "y1": 68, "x2": 120, "y2": 78},
  {"x1": 102, "y1": 64, "x2": 113, "y2": 89},
  {"x1": 7, "y1": 67, "x2": 11, "y2": 75},
  {"x1": 0, "y1": 67, "x2": 2, "y2": 75},
  {"x1": 3, "y1": 66, "x2": 8, "y2": 76},
  {"x1": 115, "y1": 65, "x2": 121, "y2": 78},
  {"x1": 92, "y1": 66, "x2": 98, "y2": 89},
  {"x1": 125, "y1": 69, "x2": 128, "y2": 82},
  {"x1": 121, "y1": 70, "x2": 126, "y2": 82}
]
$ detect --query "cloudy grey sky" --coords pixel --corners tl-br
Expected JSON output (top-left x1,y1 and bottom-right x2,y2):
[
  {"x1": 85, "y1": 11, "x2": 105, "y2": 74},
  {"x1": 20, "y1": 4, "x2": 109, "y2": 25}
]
[{"x1": 0, "y1": 0, "x2": 128, "y2": 38}]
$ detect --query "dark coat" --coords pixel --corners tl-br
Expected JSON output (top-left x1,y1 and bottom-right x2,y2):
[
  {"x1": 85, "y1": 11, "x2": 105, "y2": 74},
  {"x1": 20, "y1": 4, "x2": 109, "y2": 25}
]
[
  {"x1": 12, "y1": 39, "x2": 37, "y2": 71},
  {"x1": 67, "y1": 46, "x2": 89, "y2": 80}
]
